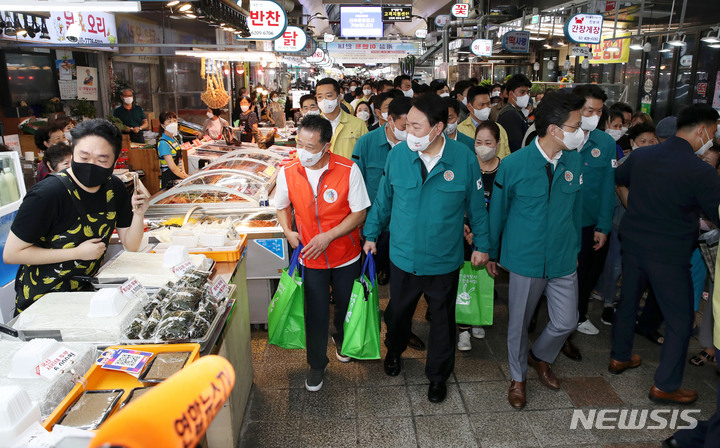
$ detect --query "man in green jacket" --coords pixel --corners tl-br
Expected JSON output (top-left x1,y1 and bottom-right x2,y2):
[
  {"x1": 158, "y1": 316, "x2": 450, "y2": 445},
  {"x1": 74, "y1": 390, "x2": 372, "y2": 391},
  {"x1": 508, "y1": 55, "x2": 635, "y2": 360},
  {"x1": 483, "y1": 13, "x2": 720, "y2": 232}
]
[
  {"x1": 364, "y1": 94, "x2": 490, "y2": 404},
  {"x1": 316, "y1": 78, "x2": 367, "y2": 159},
  {"x1": 562, "y1": 85, "x2": 618, "y2": 360},
  {"x1": 487, "y1": 91, "x2": 585, "y2": 409}
]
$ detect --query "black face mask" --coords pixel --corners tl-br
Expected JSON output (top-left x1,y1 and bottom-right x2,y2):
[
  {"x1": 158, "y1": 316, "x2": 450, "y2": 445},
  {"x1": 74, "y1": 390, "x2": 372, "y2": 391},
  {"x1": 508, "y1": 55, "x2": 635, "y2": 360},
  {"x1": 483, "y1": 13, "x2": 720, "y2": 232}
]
[{"x1": 71, "y1": 160, "x2": 112, "y2": 188}]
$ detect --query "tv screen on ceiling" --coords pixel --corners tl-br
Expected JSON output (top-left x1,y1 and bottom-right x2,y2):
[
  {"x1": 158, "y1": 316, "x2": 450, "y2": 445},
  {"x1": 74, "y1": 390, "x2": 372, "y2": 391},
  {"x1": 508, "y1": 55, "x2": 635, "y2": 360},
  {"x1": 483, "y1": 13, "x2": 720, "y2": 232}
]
[{"x1": 340, "y1": 6, "x2": 383, "y2": 38}]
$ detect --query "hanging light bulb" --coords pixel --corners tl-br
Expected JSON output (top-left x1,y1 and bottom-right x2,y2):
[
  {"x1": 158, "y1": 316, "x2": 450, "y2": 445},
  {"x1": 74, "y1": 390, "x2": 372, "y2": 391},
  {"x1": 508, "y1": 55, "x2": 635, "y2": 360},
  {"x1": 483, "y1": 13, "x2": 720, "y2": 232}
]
[
  {"x1": 178, "y1": 3, "x2": 193, "y2": 12},
  {"x1": 563, "y1": 56, "x2": 571, "y2": 71},
  {"x1": 581, "y1": 58, "x2": 590, "y2": 69},
  {"x1": 167, "y1": 0, "x2": 180, "y2": 6},
  {"x1": 14, "y1": 14, "x2": 26, "y2": 37},
  {"x1": 24, "y1": 15, "x2": 36, "y2": 39},
  {"x1": 668, "y1": 33, "x2": 686, "y2": 47},
  {"x1": 700, "y1": 28, "x2": 720, "y2": 44}
]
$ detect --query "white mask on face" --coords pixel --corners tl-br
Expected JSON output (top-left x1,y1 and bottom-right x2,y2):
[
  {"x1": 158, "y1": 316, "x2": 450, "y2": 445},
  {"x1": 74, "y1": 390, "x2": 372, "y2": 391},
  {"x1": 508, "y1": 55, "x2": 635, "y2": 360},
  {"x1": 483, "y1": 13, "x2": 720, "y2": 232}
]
[
  {"x1": 271, "y1": 97, "x2": 279, "y2": 102},
  {"x1": 165, "y1": 122, "x2": 178, "y2": 135},
  {"x1": 514, "y1": 93, "x2": 530, "y2": 109},
  {"x1": 392, "y1": 124, "x2": 407, "y2": 141},
  {"x1": 407, "y1": 125, "x2": 438, "y2": 152},
  {"x1": 357, "y1": 111, "x2": 370, "y2": 121},
  {"x1": 581, "y1": 114, "x2": 600, "y2": 132},
  {"x1": 472, "y1": 106, "x2": 491, "y2": 122},
  {"x1": 553, "y1": 125, "x2": 585, "y2": 150},
  {"x1": 123, "y1": 96, "x2": 133, "y2": 105},
  {"x1": 475, "y1": 145, "x2": 497, "y2": 162},
  {"x1": 349, "y1": 86, "x2": 357, "y2": 92},
  {"x1": 381, "y1": 111, "x2": 389, "y2": 121},
  {"x1": 207, "y1": 111, "x2": 214, "y2": 118},
  {"x1": 521, "y1": 108, "x2": 530, "y2": 118},
  {"x1": 491, "y1": 91, "x2": 500, "y2": 98},
  {"x1": 241, "y1": 105, "x2": 250, "y2": 112},
  {"x1": 445, "y1": 122, "x2": 458, "y2": 135},
  {"x1": 304, "y1": 109, "x2": 321, "y2": 116},
  {"x1": 439, "y1": 92, "x2": 450, "y2": 98},
  {"x1": 461, "y1": 97, "x2": 468, "y2": 106},
  {"x1": 696, "y1": 128, "x2": 713, "y2": 156},
  {"x1": 64, "y1": 131, "x2": 72, "y2": 142},
  {"x1": 621, "y1": 126, "x2": 629, "y2": 134},
  {"x1": 363, "y1": 89, "x2": 372, "y2": 96},
  {"x1": 403, "y1": 88, "x2": 414, "y2": 98},
  {"x1": 319, "y1": 98, "x2": 338, "y2": 114},
  {"x1": 606, "y1": 129, "x2": 624, "y2": 141},
  {"x1": 298, "y1": 145, "x2": 326, "y2": 168}
]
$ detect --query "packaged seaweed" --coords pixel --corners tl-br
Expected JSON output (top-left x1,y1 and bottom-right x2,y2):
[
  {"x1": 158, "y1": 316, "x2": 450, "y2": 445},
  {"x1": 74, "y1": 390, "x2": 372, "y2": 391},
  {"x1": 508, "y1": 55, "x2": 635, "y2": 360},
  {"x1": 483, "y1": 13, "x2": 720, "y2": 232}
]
[
  {"x1": 125, "y1": 316, "x2": 146, "y2": 340},
  {"x1": 141, "y1": 307, "x2": 162, "y2": 339},
  {"x1": 189, "y1": 314, "x2": 211, "y2": 339},
  {"x1": 155, "y1": 310, "x2": 193, "y2": 340}
]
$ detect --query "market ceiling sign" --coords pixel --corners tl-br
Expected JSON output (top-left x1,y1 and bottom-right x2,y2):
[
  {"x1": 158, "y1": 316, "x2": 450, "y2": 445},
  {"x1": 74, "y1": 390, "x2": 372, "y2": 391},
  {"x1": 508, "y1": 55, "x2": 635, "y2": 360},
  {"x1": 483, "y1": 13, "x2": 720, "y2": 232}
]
[
  {"x1": 587, "y1": 37, "x2": 630, "y2": 64},
  {"x1": 564, "y1": 13, "x2": 603, "y2": 45},
  {"x1": 306, "y1": 48, "x2": 325, "y2": 63},
  {"x1": 246, "y1": 0, "x2": 287, "y2": 40},
  {"x1": 501, "y1": 30, "x2": 530, "y2": 53},
  {"x1": 325, "y1": 41, "x2": 420, "y2": 64},
  {"x1": 1, "y1": 11, "x2": 118, "y2": 51},
  {"x1": 273, "y1": 26, "x2": 307, "y2": 53},
  {"x1": 470, "y1": 39, "x2": 493, "y2": 57},
  {"x1": 451, "y1": 4, "x2": 470, "y2": 18},
  {"x1": 382, "y1": 6, "x2": 411, "y2": 22}
]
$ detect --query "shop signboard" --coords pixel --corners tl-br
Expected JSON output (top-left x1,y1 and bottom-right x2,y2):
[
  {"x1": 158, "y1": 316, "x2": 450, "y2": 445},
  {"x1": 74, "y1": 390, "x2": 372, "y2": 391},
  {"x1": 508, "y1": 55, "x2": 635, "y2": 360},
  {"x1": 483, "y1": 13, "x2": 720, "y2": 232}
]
[
  {"x1": 587, "y1": 36, "x2": 630, "y2": 64},
  {"x1": 451, "y1": 4, "x2": 470, "y2": 18},
  {"x1": 470, "y1": 39, "x2": 493, "y2": 57},
  {"x1": 246, "y1": 0, "x2": 288, "y2": 40},
  {"x1": 325, "y1": 41, "x2": 420, "y2": 64},
  {"x1": 571, "y1": 46, "x2": 592, "y2": 57},
  {"x1": 435, "y1": 15, "x2": 451, "y2": 28},
  {"x1": 307, "y1": 48, "x2": 325, "y2": 63},
  {"x1": 273, "y1": 26, "x2": 307, "y2": 53},
  {"x1": 76, "y1": 66, "x2": 98, "y2": 101},
  {"x1": 501, "y1": 31, "x2": 530, "y2": 53},
  {"x1": 564, "y1": 13, "x2": 603, "y2": 45},
  {"x1": 0, "y1": 12, "x2": 118, "y2": 52},
  {"x1": 382, "y1": 6, "x2": 412, "y2": 22},
  {"x1": 340, "y1": 6, "x2": 383, "y2": 38}
]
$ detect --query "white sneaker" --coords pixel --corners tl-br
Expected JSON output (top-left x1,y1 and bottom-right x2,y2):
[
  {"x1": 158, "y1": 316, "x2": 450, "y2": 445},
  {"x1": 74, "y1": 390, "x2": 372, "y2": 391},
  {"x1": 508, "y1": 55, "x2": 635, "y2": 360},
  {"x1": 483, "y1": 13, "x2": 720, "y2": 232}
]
[
  {"x1": 577, "y1": 319, "x2": 600, "y2": 335},
  {"x1": 457, "y1": 330, "x2": 472, "y2": 351},
  {"x1": 471, "y1": 327, "x2": 486, "y2": 339}
]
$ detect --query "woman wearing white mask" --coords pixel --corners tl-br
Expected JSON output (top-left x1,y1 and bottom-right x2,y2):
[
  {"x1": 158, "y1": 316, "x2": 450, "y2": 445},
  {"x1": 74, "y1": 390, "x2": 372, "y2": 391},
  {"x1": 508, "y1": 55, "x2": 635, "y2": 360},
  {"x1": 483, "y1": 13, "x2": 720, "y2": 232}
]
[
  {"x1": 354, "y1": 101, "x2": 375, "y2": 131},
  {"x1": 627, "y1": 123, "x2": 658, "y2": 151},
  {"x1": 156, "y1": 111, "x2": 188, "y2": 189},
  {"x1": 430, "y1": 80, "x2": 451, "y2": 98},
  {"x1": 201, "y1": 107, "x2": 229, "y2": 140},
  {"x1": 237, "y1": 96, "x2": 259, "y2": 143},
  {"x1": 267, "y1": 91, "x2": 286, "y2": 128},
  {"x1": 496, "y1": 74, "x2": 532, "y2": 152}
]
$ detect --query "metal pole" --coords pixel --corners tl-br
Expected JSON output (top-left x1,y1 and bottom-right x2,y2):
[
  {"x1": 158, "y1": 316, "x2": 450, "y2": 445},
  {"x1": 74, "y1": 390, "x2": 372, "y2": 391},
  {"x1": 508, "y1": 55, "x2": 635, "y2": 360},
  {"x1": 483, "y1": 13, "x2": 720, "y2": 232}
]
[{"x1": 443, "y1": 26, "x2": 449, "y2": 63}]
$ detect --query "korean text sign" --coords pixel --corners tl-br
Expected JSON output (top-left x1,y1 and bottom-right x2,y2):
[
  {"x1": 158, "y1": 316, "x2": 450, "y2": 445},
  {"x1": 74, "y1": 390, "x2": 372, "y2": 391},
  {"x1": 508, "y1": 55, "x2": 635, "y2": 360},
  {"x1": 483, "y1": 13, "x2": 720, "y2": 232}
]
[{"x1": 564, "y1": 14, "x2": 604, "y2": 44}]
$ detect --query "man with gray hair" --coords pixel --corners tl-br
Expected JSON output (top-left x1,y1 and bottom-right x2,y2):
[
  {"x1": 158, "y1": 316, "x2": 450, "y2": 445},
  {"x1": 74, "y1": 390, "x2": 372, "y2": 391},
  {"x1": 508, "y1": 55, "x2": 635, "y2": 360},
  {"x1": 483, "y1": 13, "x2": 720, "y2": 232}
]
[{"x1": 113, "y1": 88, "x2": 149, "y2": 143}]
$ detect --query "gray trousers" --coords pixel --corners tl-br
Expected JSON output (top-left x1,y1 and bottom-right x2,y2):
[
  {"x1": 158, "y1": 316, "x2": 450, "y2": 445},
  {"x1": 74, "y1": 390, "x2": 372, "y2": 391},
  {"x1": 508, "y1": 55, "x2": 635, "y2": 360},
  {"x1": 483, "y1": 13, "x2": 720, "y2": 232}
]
[{"x1": 507, "y1": 271, "x2": 579, "y2": 382}]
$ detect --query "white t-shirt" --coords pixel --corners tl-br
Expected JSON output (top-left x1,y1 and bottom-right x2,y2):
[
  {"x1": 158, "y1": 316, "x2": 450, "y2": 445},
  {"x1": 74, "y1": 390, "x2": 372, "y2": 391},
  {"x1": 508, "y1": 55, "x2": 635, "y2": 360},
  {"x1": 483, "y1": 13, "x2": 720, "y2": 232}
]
[
  {"x1": 275, "y1": 162, "x2": 371, "y2": 267},
  {"x1": 328, "y1": 112, "x2": 342, "y2": 134}
]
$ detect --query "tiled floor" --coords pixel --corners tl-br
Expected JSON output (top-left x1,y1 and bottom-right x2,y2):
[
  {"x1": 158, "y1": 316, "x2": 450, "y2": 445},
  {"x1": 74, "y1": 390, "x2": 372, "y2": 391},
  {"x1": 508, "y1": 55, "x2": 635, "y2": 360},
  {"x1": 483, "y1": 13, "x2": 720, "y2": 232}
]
[{"x1": 238, "y1": 271, "x2": 719, "y2": 447}]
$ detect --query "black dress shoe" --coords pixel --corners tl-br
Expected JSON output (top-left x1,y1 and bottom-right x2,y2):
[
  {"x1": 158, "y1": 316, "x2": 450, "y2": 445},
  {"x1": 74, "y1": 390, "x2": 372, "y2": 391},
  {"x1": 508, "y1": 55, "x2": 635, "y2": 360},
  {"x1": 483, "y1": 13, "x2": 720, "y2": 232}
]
[
  {"x1": 662, "y1": 436, "x2": 681, "y2": 448},
  {"x1": 384, "y1": 355, "x2": 402, "y2": 376},
  {"x1": 561, "y1": 338, "x2": 582, "y2": 361},
  {"x1": 378, "y1": 271, "x2": 389, "y2": 286},
  {"x1": 428, "y1": 381, "x2": 447, "y2": 403},
  {"x1": 408, "y1": 332, "x2": 426, "y2": 351}
]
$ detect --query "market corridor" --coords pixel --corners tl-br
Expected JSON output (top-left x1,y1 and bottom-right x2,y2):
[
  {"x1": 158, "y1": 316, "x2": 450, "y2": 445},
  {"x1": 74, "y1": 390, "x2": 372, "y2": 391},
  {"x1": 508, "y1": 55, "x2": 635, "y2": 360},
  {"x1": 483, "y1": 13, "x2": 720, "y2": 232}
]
[{"x1": 239, "y1": 271, "x2": 720, "y2": 447}]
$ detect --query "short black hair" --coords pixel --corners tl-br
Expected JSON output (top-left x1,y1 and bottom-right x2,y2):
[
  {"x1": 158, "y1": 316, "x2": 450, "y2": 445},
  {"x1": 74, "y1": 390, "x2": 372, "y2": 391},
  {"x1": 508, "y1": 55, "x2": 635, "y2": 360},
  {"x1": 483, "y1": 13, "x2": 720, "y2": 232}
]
[
  {"x1": 299, "y1": 94, "x2": 317, "y2": 108},
  {"x1": 505, "y1": 74, "x2": 532, "y2": 93},
  {"x1": 677, "y1": 104, "x2": 720, "y2": 131},
  {"x1": 316, "y1": 78, "x2": 340, "y2": 96},
  {"x1": 607, "y1": 108, "x2": 625, "y2": 125},
  {"x1": 44, "y1": 142, "x2": 72, "y2": 172},
  {"x1": 373, "y1": 91, "x2": 400, "y2": 111},
  {"x1": 415, "y1": 83, "x2": 429, "y2": 94},
  {"x1": 469, "y1": 77, "x2": 479, "y2": 86},
  {"x1": 211, "y1": 108, "x2": 223, "y2": 117},
  {"x1": 48, "y1": 115, "x2": 75, "y2": 130},
  {"x1": 429, "y1": 80, "x2": 449, "y2": 94},
  {"x1": 475, "y1": 121, "x2": 501, "y2": 142},
  {"x1": 627, "y1": 123, "x2": 656, "y2": 140},
  {"x1": 572, "y1": 84, "x2": 608, "y2": 103},
  {"x1": 388, "y1": 96, "x2": 413, "y2": 119},
  {"x1": 491, "y1": 84, "x2": 503, "y2": 91},
  {"x1": 452, "y1": 80, "x2": 473, "y2": 97},
  {"x1": 70, "y1": 118, "x2": 123, "y2": 159},
  {"x1": 393, "y1": 74, "x2": 412, "y2": 88},
  {"x1": 362, "y1": 81, "x2": 373, "y2": 89},
  {"x1": 609, "y1": 102, "x2": 633, "y2": 117},
  {"x1": 378, "y1": 80, "x2": 394, "y2": 91},
  {"x1": 534, "y1": 91, "x2": 585, "y2": 138},
  {"x1": 467, "y1": 86, "x2": 491, "y2": 105},
  {"x1": 35, "y1": 125, "x2": 64, "y2": 151},
  {"x1": 443, "y1": 97, "x2": 462, "y2": 116},
  {"x1": 298, "y1": 114, "x2": 332, "y2": 145},
  {"x1": 412, "y1": 94, "x2": 448, "y2": 128},
  {"x1": 159, "y1": 111, "x2": 177, "y2": 133}
]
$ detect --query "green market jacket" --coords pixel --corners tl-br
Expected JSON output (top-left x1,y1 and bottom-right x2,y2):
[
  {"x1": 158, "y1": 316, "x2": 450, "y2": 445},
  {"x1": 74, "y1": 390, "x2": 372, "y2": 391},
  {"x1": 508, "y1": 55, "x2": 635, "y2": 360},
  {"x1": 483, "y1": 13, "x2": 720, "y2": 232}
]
[{"x1": 577, "y1": 129, "x2": 617, "y2": 234}]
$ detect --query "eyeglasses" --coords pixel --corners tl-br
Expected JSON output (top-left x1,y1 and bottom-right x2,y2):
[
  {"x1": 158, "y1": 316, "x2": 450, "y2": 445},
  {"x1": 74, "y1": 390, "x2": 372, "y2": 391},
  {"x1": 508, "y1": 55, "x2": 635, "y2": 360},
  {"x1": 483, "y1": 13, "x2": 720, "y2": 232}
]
[{"x1": 560, "y1": 123, "x2": 581, "y2": 131}]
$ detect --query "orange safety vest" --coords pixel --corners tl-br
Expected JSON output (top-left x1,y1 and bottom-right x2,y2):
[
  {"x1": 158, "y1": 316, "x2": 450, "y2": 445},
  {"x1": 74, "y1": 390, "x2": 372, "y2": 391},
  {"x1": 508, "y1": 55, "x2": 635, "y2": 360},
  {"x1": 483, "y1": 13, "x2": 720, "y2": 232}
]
[{"x1": 285, "y1": 153, "x2": 361, "y2": 269}]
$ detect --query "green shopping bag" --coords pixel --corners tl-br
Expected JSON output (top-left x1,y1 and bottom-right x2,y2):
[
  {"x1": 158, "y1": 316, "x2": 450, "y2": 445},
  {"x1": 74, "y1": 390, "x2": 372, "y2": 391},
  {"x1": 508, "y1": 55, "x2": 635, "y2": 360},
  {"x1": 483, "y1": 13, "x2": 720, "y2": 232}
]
[
  {"x1": 455, "y1": 261, "x2": 495, "y2": 326},
  {"x1": 268, "y1": 244, "x2": 306, "y2": 349},
  {"x1": 341, "y1": 252, "x2": 381, "y2": 360}
]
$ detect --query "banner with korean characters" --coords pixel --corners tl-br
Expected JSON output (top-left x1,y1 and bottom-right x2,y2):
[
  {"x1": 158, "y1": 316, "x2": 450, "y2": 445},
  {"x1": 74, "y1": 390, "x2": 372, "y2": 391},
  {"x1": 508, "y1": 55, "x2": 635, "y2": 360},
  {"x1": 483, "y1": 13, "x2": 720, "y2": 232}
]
[
  {"x1": 501, "y1": 31, "x2": 530, "y2": 53},
  {"x1": 564, "y1": 14, "x2": 603, "y2": 45},
  {"x1": 274, "y1": 26, "x2": 307, "y2": 53},
  {"x1": 1, "y1": 12, "x2": 117, "y2": 52},
  {"x1": 325, "y1": 41, "x2": 420, "y2": 64},
  {"x1": 246, "y1": 0, "x2": 288, "y2": 40},
  {"x1": 586, "y1": 35, "x2": 630, "y2": 64},
  {"x1": 451, "y1": 4, "x2": 470, "y2": 18},
  {"x1": 382, "y1": 6, "x2": 412, "y2": 22},
  {"x1": 470, "y1": 39, "x2": 493, "y2": 57}
]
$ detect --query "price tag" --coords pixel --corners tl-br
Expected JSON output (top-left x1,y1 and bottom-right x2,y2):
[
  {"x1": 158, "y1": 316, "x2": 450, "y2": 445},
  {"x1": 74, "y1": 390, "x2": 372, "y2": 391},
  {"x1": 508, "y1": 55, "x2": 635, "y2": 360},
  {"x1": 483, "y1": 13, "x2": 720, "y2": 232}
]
[
  {"x1": 210, "y1": 277, "x2": 230, "y2": 301},
  {"x1": 192, "y1": 139, "x2": 202, "y2": 146},
  {"x1": 120, "y1": 277, "x2": 144, "y2": 299},
  {"x1": 263, "y1": 166, "x2": 277, "y2": 177},
  {"x1": 35, "y1": 346, "x2": 78, "y2": 380},
  {"x1": 97, "y1": 348, "x2": 153, "y2": 377},
  {"x1": 172, "y1": 260, "x2": 194, "y2": 277}
]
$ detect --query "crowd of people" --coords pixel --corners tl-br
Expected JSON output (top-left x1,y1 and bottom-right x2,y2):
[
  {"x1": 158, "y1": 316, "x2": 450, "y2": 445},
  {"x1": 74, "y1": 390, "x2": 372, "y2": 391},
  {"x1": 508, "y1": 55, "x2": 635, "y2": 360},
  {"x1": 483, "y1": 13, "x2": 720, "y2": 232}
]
[{"x1": 274, "y1": 73, "x2": 720, "y2": 446}]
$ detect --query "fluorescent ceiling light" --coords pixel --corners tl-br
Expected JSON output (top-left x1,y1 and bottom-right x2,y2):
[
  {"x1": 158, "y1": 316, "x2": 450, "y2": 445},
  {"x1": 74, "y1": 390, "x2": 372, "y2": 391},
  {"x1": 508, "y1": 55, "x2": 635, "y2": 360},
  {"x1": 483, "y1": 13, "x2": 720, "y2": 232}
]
[
  {"x1": 709, "y1": 43, "x2": 720, "y2": 49},
  {"x1": 0, "y1": 1, "x2": 141, "y2": 12},
  {"x1": 668, "y1": 34, "x2": 685, "y2": 46},
  {"x1": 167, "y1": 0, "x2": 180, "y2": 6},
  {"x1": 175, "y1": 50, "x2": 285, "y2": 63},
  {"x1": 606, "y1": 46, "x2": 620, "y2": 53},
  {"x1": 701, "y1": 29, "x2": 720, "y2": 43}
]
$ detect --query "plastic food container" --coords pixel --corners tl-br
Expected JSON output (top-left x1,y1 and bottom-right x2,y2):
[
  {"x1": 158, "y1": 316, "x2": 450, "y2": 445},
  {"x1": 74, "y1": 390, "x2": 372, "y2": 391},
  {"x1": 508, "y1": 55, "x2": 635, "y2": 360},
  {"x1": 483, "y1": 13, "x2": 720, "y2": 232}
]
[
  {"x1": 0, "y1": 386, "x2": 41, "y2": 442},
  {"x1": 169, "y1": 229, "x2": 199, "y2": 247},
  {"x1": 88, "y1": 289, "x2": 129, "y2": 318}
]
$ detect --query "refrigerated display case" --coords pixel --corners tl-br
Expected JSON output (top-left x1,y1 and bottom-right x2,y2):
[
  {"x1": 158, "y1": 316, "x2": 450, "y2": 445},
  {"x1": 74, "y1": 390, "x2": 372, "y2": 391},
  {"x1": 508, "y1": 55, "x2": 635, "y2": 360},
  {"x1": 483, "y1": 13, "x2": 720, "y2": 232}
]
[{"x1": 0, "y1": 152, "x2": 27, "y2": 323}]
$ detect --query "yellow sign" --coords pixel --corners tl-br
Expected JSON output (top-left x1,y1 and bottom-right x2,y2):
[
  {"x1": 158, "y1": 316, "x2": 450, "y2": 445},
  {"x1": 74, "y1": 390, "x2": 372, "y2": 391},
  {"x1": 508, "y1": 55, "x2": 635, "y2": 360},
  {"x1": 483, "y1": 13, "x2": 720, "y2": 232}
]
[{"x1": 584, "y1": 36, "x2": 630, "y2": 64}]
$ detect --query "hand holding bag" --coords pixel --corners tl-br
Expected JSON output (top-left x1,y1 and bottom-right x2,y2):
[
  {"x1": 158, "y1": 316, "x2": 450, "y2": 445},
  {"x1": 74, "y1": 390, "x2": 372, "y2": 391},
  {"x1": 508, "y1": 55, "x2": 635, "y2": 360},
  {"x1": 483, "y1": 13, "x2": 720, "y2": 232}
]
[
  {"x1": 268, "y1": 244, "x2": 306, "y2": 349},
  {"x1": 342, "y1": 253, "x2": 381, "y2": 360}
]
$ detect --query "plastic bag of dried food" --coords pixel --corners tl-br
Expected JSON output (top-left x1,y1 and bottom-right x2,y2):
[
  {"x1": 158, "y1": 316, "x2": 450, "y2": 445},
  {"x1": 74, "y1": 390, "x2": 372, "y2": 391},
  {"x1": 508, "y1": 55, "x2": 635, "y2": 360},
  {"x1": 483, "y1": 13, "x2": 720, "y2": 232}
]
[
  {"x1": 180, "y1": 270, "x2": 210, "y2": 289},
  {"x1": 125, "y1": 316, "x2": 146, "y2": 340},
  {"x1": 141, "y1": 308, "x2": 162, "y2": 339},
  {"x1": 155, "y1": 311, "x2": 194, "y2": 341},
  {"x1": 163, "y1": 287, "x2": 202, "y2": 313},
  {"x1": 142, "y1": 296, "x2": 162, "y2": 317},
  {"x1": 189, "y1": 314, "x2": 211, "y2": 339}
]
